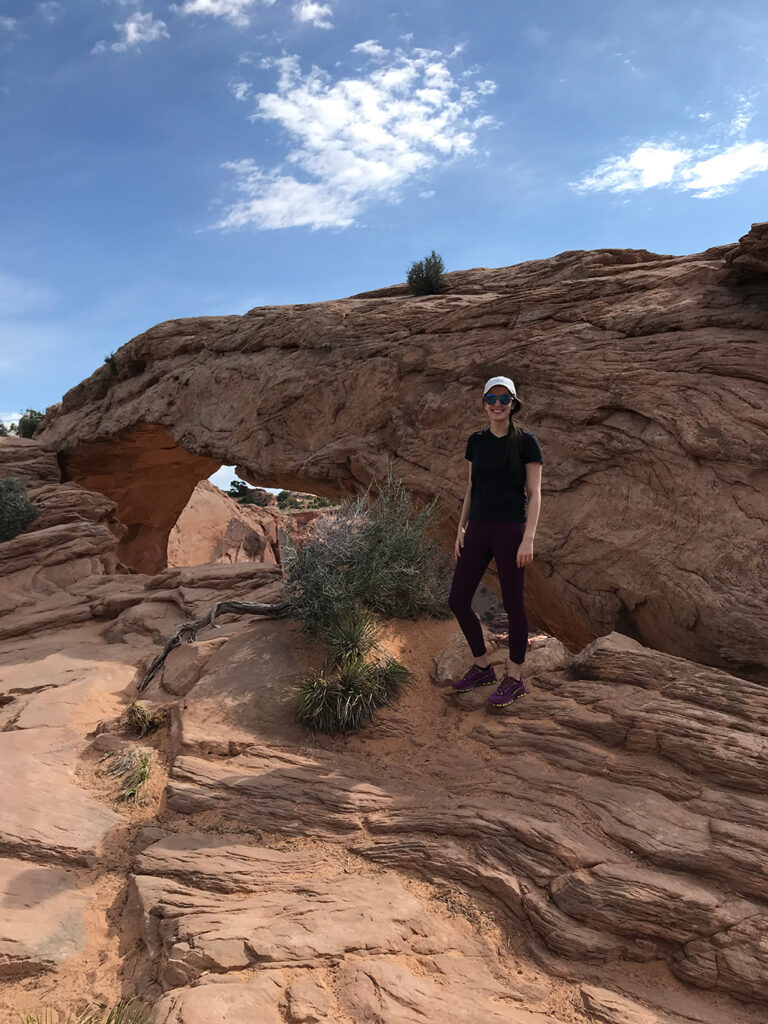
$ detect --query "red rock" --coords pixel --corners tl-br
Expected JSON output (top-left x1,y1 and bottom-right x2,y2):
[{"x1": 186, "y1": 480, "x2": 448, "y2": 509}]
[
  {"x1": 35, "y1": 240, "x2": 768, "y2": 677},
  {"x1": 167, "y1": 480, "x2": 282, "y2": 567}
]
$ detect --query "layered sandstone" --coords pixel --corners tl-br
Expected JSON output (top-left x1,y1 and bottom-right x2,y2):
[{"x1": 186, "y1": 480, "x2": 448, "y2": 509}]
[
  {"x1": 37, "y1": 226, "x2": 768, "y2": 678},
  {"x1": 1, "y1": 457, "x2": 767, "y2": 1021}
]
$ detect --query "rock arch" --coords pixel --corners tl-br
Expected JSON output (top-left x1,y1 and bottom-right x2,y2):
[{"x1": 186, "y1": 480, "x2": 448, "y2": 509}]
[{"x1": 39, "y1": 232, "x2": 768, "y2": 679}]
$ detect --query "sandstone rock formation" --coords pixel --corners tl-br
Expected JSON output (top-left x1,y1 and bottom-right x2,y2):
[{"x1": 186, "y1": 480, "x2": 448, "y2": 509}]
[
  {"x1": 37, "y1": 228, "x2": 768, "y2": 679},
  {"x1": 167, "y1": 479, "x2": 282, "y2": 567},
  {"x1": 1, "y1": 447, "x2": 767, "y2": 1023},
  {"x1": 725, "y1": 220, "x2": 768, "y2": 276}
]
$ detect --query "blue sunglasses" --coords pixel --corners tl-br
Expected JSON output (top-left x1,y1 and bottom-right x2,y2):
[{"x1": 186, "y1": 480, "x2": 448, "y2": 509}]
[{"x1": 484, "y1": 393, "x2": 513, "y2": 405}]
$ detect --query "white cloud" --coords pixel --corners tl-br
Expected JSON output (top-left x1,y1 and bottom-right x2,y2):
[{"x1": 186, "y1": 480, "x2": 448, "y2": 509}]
[
  {"x1": 352, "y1": 40, "x2": 388, "y2": 58},
  {"x1": 172, "y1": 0, "x2": 275, "y2": 28},
  {"x1": 575, "y1": 144, "x2": 691, "y2": 194},
  {"x1": 215, "y1": 48, "x2": 497, "y2": 231},
  {"x1": 0, "y1": 15, "x2": 17, "y2": 30},
  {"x1": 575, "y1": 104, "x2": 768, "y2": 199},
  {"x1": 292, "y1": 0, "x2": 332, "y2": 29},
  {"x1": 0, "y1": 411, "x2": 23, "y2": 426},
  {"x1": 229, "y1": 79, "x2": 250, "y2": 101},
  {"x1": 218, "y1": 162, "x2": 360, "y2": 229},
  {"x1": 419, "y1": 189, "x2": 435, "y2": 198},
  {"x1": 37, "y1": 1, "x2": 62, "y2": 22},
  {"x1": 729, "y1": 96, "x2": 755, "y2": 136},
  {"x1": 680, "y1": 141, "x2": 768, "y2": 197},
  {"x1": 92, "y1": 11, "x2": 169, "y2": 52}
]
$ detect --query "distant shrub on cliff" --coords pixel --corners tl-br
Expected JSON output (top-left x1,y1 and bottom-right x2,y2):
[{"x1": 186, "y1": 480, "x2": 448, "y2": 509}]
[
  {"x1": 18, "y1": 409, "x2": 44, "y2": 438},
  {"x1": 277, "y1": 489, "x2": 335, "y2": 510},
  {"x1": 0, "y1": 476, "x2": 38, "y2": 542},
  {"x1": 227, "y1": 480, "x2": 270, "y2": 506},
  {"x1": 0, "y1": 409, "x2": 43, "y2": 437},
  {"x1": 407, "y1": 250, "x2": 446, "y2": 295}
]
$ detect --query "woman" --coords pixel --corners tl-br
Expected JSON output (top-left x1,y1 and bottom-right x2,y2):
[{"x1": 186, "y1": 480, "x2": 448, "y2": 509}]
[{"x1": 448, "y1": 375, "x2": 543, "y2": 707}]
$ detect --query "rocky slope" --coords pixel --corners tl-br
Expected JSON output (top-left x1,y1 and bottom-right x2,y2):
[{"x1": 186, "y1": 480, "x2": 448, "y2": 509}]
[
  {"x1": 36, "y1": 226, "x2": 768, "y2": 680},
  {"x1": 1, "y1": 438, "x2": 768, "y2": 1022}
]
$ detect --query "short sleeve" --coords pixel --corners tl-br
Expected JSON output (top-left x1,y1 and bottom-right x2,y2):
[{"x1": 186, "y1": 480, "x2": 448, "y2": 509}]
[
  {"x1": 521, "y1": 431, "x2": 543, "y2": 464},
  {"x1": 464, "y1": 433, "x2": 475, "y2": 461}
]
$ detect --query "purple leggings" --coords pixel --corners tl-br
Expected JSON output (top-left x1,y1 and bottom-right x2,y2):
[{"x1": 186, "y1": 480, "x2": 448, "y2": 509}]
[{"x1": 448, "y1": 518, "x2": 528, "y2": 663}]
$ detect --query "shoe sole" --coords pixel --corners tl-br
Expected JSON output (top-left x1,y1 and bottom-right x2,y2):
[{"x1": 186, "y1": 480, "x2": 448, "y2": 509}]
[{"x1": 487, "y1": 689, "x2": 526, "y2": 707}]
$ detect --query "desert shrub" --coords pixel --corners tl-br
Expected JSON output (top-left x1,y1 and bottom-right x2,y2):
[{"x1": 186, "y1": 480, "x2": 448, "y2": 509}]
[
  {"x1": 0, "y1": 476, "x2": 38, "y2": 542},
  {"x1": 286, "y1": 467, "x2": 452, "y2": 733},
  {"x1": 125, "y1": 698, "x2": 165, "y2": 736},
  {"x1": 323, "y1": 605, "x2": 379, "y2": 663},
  {"x1": 277, "y1": 489, "x2": 300, "y2": 509},
  {"x1": 282, "y1": 466, "x2": 453, "y2": 637},
  {"x1": 238, "y1": 489, "x2": 269, "y2": 507},
  {"x1": 406, "y1": 250, "x2": 446, "y2": 295},
  {"x1": 102, "y1": 748, "x2": 153, "y2": 802},
  {"x1": 104, "y1": 353, "x2": 119, "y2": 375},
  {"x1": 296, "y1": 648, "x2": 409, "y2": 734},
  {"x1": 369, "y1": 653, "x2": 410, "y2": 703},
  {"x1": 227, "y1": 481, "x2": 272, "y2": 506},
  {"x1": 22, "y1": 999, "x2": 153, "y2": 1023},
  {"x1": 17, "y1": 409, "x2": 43, "y2": 438}
]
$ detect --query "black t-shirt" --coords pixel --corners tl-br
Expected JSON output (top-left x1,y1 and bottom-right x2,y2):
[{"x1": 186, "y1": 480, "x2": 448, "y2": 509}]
[{"x1": 465, "y1": 428, "x2": 543, "y2": 522}]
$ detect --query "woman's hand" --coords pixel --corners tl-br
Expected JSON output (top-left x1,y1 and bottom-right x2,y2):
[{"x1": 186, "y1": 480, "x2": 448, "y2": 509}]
[
  {"x1": 517, "y1": 536, "x2": 534, "y2": 568},
  {"x1": 454, "y1": 527, "x2": 465, "y2": 562}
]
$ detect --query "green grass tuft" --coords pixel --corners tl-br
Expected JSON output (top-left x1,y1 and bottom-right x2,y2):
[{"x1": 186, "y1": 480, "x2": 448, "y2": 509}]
[{"x1": 101, "y1": 748, "x2": 153, "y2": 803}]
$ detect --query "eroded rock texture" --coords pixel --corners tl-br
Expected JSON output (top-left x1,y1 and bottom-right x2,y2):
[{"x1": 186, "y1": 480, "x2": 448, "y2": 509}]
[
  {"x1": 1, "y1": 449, "x2": 767, "y2": 1022},
  {"x1": 37, "y1": 233, "x2": 768, "y2": 677},
  {"x1": 162, "y1": 627, "x2": 768, "y2": 1012}
]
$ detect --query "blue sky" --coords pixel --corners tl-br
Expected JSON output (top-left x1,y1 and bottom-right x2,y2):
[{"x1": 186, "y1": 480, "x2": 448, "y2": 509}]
[{"x1": 1, "y1": 0, "x2": 767, "y2": 490}]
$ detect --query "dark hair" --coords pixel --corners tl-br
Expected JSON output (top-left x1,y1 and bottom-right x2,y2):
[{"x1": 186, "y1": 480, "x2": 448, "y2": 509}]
[{"x1": 505, "y1": 409, "x2": 524, "y2": 476}]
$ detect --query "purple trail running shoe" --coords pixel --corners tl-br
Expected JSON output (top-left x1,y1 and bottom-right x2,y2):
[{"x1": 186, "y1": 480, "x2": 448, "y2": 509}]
[
  {"x1": 486, "y1": 674, "x2": 526, "y2": 707},
  {"x1": 452, "y1": 662, "x2": 497, "y2": 692}
]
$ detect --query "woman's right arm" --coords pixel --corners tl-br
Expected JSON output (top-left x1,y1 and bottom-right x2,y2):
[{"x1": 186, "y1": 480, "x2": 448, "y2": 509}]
[{"x1": 455, "y1": 462, "x2": 472, "y2": 560}]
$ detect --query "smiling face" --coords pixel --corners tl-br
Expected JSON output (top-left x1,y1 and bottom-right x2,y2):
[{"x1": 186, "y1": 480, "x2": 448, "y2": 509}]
[{"x1": 483, "y1": 384, "x2": 513, "y2": 429}]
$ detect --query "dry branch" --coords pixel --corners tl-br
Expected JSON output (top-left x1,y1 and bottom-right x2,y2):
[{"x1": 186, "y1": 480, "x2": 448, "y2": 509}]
[{"x1": 138, "y1": 599, "x2": 290, "y2": 691}]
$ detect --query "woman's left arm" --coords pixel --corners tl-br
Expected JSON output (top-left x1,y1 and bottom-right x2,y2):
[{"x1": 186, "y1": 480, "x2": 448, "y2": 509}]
[{"x1": 518, "y1": 463, "x2": 542, "y2": 566}]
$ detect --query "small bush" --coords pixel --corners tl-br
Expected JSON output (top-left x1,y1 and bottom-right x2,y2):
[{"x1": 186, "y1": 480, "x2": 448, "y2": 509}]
[
  {"x1": 406, "y1": 250, "x2": 446, "y2": 295},
  {"x1": 282, "y1": 466, "x2": 452, "y2": 637},
  {"x1": 238, "y1": 489, "x2": 270, "y2": 507},
  {"x1": 277, "y1": 489, "x2": 300, "y2": 509},
  {"x1": 104, "y1": 353, "x2": 119, "y2": 375},
  {"x1": 103, "y1": 748, "x2": 153, "y2": 803},
  {"x1": 17, "y1": 409, "x2": 43, "y2": 438},
  {"x1": 369, "y1": 653, "x2": 411, "y2": 703},
  {"x1": 285, "y1": 467, "x2": 450, "y2": 733},
  {"x1": 323, "y1": 605, "x2": 379, "y2": 663},
  {"x1": 296, "y1": 650, "x2": 410, "y2": 734},
  {"x1": 22, "y1": 999, "x2": 153, "y2": 1023},
  {"x1": 0, "y1": 476, "x2": 38, "y2": 542},
  {"x1": 125, "y1": 699, "x2": 165, "y2": 736}
]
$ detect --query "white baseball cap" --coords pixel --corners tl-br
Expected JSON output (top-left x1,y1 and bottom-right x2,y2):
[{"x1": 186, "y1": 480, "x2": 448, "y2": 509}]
[{"x1": 483, "y1": 375, "x2": 517, "y2": 397}]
